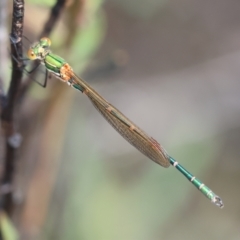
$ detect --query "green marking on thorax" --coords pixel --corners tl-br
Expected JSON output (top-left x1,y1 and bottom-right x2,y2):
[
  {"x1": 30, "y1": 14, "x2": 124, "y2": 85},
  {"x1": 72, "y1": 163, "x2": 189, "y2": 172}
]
[{"x1": 44, "y1": 53, "x2": 67, "y2": 74}]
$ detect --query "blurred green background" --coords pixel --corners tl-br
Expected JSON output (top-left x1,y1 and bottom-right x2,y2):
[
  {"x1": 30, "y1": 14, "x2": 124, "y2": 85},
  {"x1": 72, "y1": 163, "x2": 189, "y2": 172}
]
[{"x1": 4, "y1": 0, "x2": 240, "y2": 239}]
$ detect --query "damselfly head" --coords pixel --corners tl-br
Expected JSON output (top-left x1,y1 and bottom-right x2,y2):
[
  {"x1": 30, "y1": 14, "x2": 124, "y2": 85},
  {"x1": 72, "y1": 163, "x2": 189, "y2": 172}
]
[{"x1": 27, "y1": 37, "x2": 51, "y2": 60}]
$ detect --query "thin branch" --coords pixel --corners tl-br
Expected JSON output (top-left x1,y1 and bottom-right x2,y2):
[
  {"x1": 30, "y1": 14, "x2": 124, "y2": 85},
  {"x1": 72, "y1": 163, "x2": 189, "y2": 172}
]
[
  {"x1": 0, "y1": 0, "x2": 25, "y2": 215},
  {"x1": 18, "y1": 0, "x2": 67, "y2": 101},
  {"x1": 0, "y1": 0, "x2": 67, "y2": 216},
  {"x1": 41, "y1": 0, "x2": 67, "y2": 37}
]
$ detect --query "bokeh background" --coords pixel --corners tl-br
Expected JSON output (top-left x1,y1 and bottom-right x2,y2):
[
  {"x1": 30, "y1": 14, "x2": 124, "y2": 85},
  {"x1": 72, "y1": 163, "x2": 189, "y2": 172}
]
[{"x1": 2, "y1": 0, "x2": 240, "y2": 239}]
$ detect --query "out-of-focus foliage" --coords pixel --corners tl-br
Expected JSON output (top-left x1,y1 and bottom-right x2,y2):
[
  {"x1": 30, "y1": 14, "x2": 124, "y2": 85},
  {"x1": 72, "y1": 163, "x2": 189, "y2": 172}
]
[
  {"x1": 57, "y1": 9, "x2": 106, "y2": 72},
  {"x1": 0, "y1": 211, "x2": 18, "y2": 240},
  {"x1": 110, "y1": 0, "x2": 167, "y2": 18},
  {"x1": 25, "y1": 0, "x2": 56, "y2": 7}
]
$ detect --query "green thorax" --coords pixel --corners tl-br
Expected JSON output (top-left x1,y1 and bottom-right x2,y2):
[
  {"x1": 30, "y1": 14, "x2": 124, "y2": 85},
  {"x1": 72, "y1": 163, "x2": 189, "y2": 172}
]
[{"x1": 44, "y1": 53, "x2": 67, "y2": 74}]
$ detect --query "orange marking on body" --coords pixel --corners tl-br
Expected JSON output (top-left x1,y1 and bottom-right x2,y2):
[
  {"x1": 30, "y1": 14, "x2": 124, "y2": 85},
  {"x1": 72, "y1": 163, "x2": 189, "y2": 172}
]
[
  {"x1": 60, "y1": 63, "x2": 73, "y2": 82},
  {"x1": 129, "y1": 125, "x2": 135, "y2": 131},
  {"x1": 106, "y1": 106, "x2": 112, "y2": 112}
]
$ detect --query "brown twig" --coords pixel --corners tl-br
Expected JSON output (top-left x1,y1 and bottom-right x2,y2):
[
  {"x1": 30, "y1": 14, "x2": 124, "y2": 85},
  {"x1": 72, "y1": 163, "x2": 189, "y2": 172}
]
[{"x1": 0, "y1": 0, "x2": 25, "y2": 215}]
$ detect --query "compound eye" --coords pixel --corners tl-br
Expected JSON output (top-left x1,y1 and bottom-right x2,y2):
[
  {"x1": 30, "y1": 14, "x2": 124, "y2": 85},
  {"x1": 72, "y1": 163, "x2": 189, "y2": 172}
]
[
  {"x1": 40, "y1": 37, "x2": 51, "y2": 47},
  {"x1": 27, "y1": 49, "x2": 37, "y2": 60}
]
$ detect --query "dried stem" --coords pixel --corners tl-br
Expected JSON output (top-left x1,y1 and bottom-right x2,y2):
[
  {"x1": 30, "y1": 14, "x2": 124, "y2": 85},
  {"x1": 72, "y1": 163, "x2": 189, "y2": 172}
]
[
  {"x1": 0, "y1": 0, "x2": 66, "y2": 222},
  {"x1": 0, "y1": 0, "x2": 25, "y2": 215}
]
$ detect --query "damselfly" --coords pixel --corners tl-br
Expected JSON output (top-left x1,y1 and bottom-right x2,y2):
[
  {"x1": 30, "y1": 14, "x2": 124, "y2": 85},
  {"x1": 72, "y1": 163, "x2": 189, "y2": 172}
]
[{"x1": 27, "y1": 37, "x2": 224, "y2": 208}]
